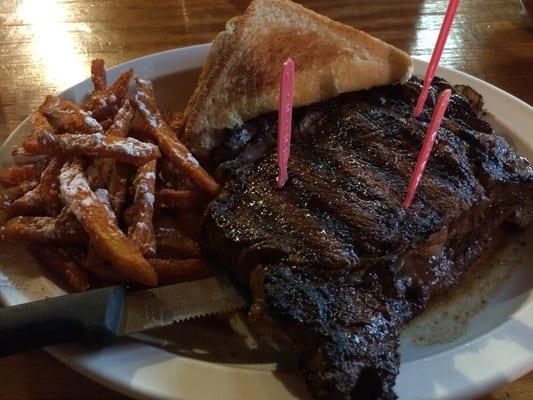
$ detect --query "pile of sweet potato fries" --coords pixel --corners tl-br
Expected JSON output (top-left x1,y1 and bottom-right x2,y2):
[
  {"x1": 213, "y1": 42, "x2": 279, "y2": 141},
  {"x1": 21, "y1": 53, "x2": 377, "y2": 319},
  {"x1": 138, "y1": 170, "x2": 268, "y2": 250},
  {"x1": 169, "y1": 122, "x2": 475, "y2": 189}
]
[{"x1": 0, "y1": 60, "x2": 220, "y2": 290}]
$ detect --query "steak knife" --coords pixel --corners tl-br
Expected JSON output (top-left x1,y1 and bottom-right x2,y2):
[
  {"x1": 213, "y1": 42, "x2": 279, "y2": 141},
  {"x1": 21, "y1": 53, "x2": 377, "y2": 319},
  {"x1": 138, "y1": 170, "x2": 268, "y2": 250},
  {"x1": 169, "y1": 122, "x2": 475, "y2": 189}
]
[{"x1": 0, "y1": 276, "x2": 246, "y2": 357}]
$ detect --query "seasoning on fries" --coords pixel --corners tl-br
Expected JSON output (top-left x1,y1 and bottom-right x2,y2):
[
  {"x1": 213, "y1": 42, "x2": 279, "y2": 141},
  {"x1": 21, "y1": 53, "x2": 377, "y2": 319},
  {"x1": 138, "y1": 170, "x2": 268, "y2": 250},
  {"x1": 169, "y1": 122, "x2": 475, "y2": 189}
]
[
  {"x1": 128, "y1": 160, "x2": 157, "y2": 257},
  {"x1": 31, "y1": 111, "x2": 56, "y2": 146},
  {"x1": 87, "y1": 99, "x2": 135, "y2": 188},
  {"x1": 39, "y1": 96, "x2": 103, "y2": 135},
  {"x1": 83, "y1": 69, "x2": 133, "y2": 121},
  {"x1": 134, "y1": 78, "x2": 220, "y2": 195},
  {"x1": 0, "y1": 59, "x2": 220, "y2": 291},
  {"x1": 39, "y1": 132, "x2": 161, "y2": 165},
  {"x1": 107, "y1": 162, "x2": 130, "y2": 214},
  {"x1": 60, "y1": 158, "x2": 158, "y2": 287}
]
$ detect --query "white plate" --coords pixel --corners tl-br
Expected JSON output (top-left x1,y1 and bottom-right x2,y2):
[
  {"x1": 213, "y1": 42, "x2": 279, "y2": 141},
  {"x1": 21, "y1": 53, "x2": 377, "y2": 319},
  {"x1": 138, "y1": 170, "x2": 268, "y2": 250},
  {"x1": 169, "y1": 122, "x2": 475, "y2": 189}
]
[{"x1": 0, "y1": 44, "x2": 532, "y2": 400}]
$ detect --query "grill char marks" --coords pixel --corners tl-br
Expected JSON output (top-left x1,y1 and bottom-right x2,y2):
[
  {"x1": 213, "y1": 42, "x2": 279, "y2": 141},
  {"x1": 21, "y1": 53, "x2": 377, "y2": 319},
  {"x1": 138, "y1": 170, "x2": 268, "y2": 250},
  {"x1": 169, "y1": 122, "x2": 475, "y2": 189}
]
[
  {"x1": 200, "y1": 77, "x2": 533, "y2": 399},
  {"x1": 250, "y1": 265, "x2": 400, "y2": 400}
]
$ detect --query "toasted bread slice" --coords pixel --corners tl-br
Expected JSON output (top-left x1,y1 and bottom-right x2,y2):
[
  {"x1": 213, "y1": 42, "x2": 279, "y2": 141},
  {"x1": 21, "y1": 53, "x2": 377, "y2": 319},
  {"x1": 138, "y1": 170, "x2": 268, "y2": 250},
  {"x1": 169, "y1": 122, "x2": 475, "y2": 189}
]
[{"x1": 182, "y1": 0, "x2": 413, "y2": 159}]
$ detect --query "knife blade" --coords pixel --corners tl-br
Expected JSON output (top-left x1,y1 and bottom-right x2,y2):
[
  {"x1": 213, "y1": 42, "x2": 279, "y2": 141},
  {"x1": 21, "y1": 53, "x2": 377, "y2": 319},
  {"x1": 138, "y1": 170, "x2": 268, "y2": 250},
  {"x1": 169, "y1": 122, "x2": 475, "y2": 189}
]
[
  {"x1": 120, "y1": 276, "x2": 247, "y2": 334},
  {"x1": 0, "y1": 276, "x2": 246, "y2": 357}
]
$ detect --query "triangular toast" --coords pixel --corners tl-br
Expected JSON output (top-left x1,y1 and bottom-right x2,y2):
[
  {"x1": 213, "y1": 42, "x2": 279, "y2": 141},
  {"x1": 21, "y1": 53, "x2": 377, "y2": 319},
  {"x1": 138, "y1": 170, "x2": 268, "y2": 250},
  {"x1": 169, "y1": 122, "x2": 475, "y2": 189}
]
[{"x1": 182, "y1": 0, "x2": 413, "y2": 159}]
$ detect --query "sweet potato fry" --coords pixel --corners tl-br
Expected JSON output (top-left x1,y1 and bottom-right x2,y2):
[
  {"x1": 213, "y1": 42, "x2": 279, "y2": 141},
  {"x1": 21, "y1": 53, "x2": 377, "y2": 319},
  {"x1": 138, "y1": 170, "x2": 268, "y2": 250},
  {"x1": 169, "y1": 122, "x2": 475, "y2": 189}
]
[
  {"x1": 84, "y1": 189, "x2": 118, "y2": 271},
  {"x1": 106, "y1": 98, "x2": 134, "y2": 139},
  {"x1": 67, "y1": 248, "x2": 126, "y2": 287},
  {"x1": 134, "y1": 77, "x2": 158, "y2": 113},
  {"x1": 86, "y1": 163, "x2": 104, "y2": 189},
  {"x1": 149, "y1": 120, "x2": 218, "y2": 194},
  {"x1": 153, "y1": 209, "x2": 179, "y2": 229},
  {"x1": 157, "y1": 158, "x2": 192, "y2": 189},
  {"x1": 40, "y1": 133, "x2": 160, "y2": 166},
  {"x1": 0, "y1": 180, "x2": 37, "y2": 201},
  {"x1": 94, "y1": 188, "x2": 115, "y2": 218},
  {"x1": 0, "y1": 163, "x2": 45, "y2": 188},
  {"x1": 59, "y1": 158, "x2": 157, "y2": 286},
  {"x1": 37, "y1": 156, "x2": 64, "y2": 216},
  {"x1": 31, "y1": 111, "x2": 56, "y2": 146},
  {"x1": 161, "y1": 111, "x2": 182, "y2": 139},
  {"x1": 130, "y1": 111, "x2": 151, "y2": 135},
  {"x1": 88, "y1": 99, "x2": 136, "y2": 188},
  {"x1": 162, "y1": 111, "x2": 173, "y2": 126},
  {"x1": 8, "y1": 157, "x2": 65, "y2": 218},
  {"x1": 0, "y1": 216, "x2": 87, "y2": 244},
  {"x1": 62, "y1": 247, "x2": 87, "y2": 266},
  {"x1": 39, "y1": 95, "x2": 103, "y2": 134},
  {"x1": 0, "y1": 180, "x2": 38, "y2": 223},
  {"x1": 128, "y1": 160, "x2": 156, "y2": 256},
  {"x1": 128, "y1": 128, "x2": 154, "y2": 144},
  {"x1": 56, "y1": 206, "x2": 83, "y2": 235},
  {"x1": 149, "y1": 258, "x2": 213, "y2": 285},
  {"x1": 63, "y1": 246, "x2": 111, "y2": 283},
  {"x1": 94, "y1": 189, "x2": 120, "y2": 233},
  {"x1": 90, "y1": 59, "x2": 107, "y2": 91},
  {"x1": 175, "y1": 208, "x2": 203, "y2": 239},
  {"x1": 134, "y1": 78, "x2": 220, "y2": 196},
  {"x1": 156, "y1": 188, "x2": 203, "y2": 209},
  {"x1": 82, "y1": 260, "x2": 126, "y2": 284},
  {"x1": 155, "y1": 226, "x2": 201, "y2": 258},
  {"x1": 100, "y1": 119, "x2": 113, "y2": 130},
  {"x1": 82, "y1": 69, "x2": 133, "y2": 121},
  {"x1": 29, "y1": 245, "x2": 90, "y2": 291},
  {"x1": 2, "y1": 60, "x2": 230, "y2": 291},
  {"x1": 122, "y1": 205, "x2": 134, "y2": 227},
  {"x1": 11, "y1": 146, "x2": 50, "y2": 165},
  {"x1": 6, "y1": 188, "x2": 43, "y2": 217},
  {"x1": 86, "y1": 242, "x2": 105, "y2": 267},
  {"x1": 169, "y1": 112, "x2": 184, "y2": 136},
  {"x1": 21, "y1": 135, "x2": 52, "y2": 155},
  {"x1": 107, "y1": 162, "x2": 130, "y2": 214}
]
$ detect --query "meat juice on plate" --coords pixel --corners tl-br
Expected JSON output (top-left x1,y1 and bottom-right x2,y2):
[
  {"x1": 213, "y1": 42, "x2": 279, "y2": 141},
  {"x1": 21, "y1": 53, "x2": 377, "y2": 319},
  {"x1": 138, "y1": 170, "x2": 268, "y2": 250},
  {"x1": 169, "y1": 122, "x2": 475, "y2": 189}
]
[{"x1": 401, "y1": 226, "x2": 531, "y2": 346}]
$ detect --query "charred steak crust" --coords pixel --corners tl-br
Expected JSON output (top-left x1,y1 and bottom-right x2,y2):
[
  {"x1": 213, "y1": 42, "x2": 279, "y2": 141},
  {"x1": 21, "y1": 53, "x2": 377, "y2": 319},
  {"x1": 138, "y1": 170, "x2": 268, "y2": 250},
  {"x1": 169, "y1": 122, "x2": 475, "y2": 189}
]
[{"x1": 200, "y1": 77, "x2": 533, "y2": 400}]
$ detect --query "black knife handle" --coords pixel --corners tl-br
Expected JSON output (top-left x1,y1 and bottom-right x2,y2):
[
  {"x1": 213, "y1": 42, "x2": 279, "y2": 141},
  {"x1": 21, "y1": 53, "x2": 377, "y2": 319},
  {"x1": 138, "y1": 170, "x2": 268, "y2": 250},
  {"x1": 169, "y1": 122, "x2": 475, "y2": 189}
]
[{"x1": 0, "y1": 285, "x2": 126, "y2": 357}]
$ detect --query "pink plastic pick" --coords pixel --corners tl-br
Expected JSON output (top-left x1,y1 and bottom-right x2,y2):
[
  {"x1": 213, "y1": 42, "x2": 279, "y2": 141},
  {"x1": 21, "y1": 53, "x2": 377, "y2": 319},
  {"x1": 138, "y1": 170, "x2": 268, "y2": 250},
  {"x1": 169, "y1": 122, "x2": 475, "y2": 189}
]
[
  {"x1": 413, "y1": 0, "x2": 460, "y2": 117},
  {"x1": 276, "y1": 58, "x2": 295, "y2": 188},
  {"x1": 403, "y1": 88, "x2": 452, "y2": 209}
]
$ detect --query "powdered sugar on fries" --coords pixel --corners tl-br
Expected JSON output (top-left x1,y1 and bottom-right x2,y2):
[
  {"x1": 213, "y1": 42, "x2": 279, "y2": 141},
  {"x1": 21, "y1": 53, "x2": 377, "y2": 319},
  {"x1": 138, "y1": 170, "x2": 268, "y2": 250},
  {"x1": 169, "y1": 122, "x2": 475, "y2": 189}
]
[
  {"x1": 128, "y1": 160, "x2": 157, "y2": 257},
  {"x1": 39, "y1": 96, "x2": 104, "y2": 134},
  {"x1": 173, "y1": 148, "x2": 200, "y2": 167},
  {"x1": 60, "y1": 158, "x2": 157, "y2": 286},
  {"x1": 45, "y1": 133, "x2": 161, "y2": 165},
  {"x1": 0, "y1": 59, "x2": 217, "y2": 290},
  {"x1": 135, "y1": 94, "x2": 161, "y2": 129},
  {"x1": 134, "y1": 78, "x2": 219, "y2": 195}
]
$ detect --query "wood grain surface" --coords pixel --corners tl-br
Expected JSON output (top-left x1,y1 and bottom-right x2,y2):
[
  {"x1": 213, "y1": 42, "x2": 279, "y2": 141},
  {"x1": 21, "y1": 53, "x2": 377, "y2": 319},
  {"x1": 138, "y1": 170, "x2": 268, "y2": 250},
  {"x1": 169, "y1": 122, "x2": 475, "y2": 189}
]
[{"x1": 0, "y1": 0, "x2": 532, "y2": 399}]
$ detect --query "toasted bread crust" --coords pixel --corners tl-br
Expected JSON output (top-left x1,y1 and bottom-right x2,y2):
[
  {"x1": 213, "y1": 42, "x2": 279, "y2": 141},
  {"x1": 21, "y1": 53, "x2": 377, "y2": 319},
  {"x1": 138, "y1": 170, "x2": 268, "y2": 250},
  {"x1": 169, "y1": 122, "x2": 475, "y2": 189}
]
[{"x1": 182, "y1": 0, "x2": 413, "y2": 159}]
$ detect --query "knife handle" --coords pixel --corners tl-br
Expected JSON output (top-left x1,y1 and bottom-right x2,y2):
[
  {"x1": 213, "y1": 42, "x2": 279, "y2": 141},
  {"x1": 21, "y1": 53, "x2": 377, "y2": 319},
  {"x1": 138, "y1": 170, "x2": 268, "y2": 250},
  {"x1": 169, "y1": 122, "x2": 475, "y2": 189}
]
[{"x1": 0, "y1": 285, "x2": 126, "y2": 357}]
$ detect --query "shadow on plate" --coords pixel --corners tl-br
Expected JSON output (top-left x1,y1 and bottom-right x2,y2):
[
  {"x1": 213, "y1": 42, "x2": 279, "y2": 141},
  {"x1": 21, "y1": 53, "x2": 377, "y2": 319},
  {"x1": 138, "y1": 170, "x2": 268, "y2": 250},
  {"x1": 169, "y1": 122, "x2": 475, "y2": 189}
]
[{"x1": 129, "y1": 311, "x2": 295, "y2": 371}]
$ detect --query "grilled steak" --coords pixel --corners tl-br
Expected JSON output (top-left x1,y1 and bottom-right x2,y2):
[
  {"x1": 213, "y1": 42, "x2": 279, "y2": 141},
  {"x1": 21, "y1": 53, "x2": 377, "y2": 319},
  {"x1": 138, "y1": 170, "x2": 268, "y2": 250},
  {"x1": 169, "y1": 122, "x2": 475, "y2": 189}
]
[{"x1": 200, "y1": 77, "x2": 533, "y2": 400}]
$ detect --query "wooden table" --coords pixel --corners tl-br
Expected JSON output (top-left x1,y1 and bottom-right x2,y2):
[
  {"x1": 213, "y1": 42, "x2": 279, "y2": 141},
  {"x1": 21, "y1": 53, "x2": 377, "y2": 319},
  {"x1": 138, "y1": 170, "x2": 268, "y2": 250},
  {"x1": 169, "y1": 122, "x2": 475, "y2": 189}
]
[{"x1": 0, "y1": 0, "x2": 532, "y2": 399}]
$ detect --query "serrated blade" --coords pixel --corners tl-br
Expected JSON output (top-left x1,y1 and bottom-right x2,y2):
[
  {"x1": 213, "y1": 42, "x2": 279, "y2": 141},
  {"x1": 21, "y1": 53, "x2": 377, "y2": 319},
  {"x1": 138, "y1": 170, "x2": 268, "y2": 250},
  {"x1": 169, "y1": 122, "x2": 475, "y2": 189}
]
[{"x1": 119, "y1": 276, "x2": 247, "y2": 335}]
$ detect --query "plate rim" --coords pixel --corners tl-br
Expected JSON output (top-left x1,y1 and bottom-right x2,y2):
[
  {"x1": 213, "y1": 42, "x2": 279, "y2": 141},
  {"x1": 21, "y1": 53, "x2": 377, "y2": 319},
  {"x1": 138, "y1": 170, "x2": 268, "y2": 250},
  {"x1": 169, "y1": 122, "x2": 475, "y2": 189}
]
[{"x1": 0, "y1": 43, "x2": 531, "y2": 400}]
